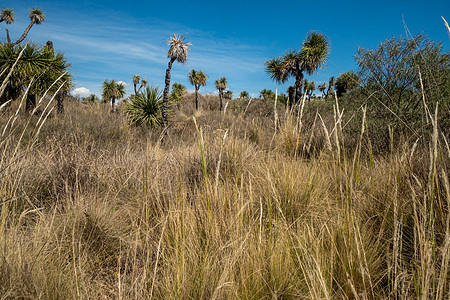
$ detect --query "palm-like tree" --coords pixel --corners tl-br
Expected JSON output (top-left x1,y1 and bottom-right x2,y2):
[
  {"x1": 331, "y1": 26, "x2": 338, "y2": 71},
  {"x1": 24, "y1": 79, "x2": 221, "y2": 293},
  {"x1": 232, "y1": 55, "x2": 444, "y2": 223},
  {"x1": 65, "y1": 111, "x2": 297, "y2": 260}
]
[
  {"x1": 326, "y1": 76, "x2": 335, "y2": 100},
  {"x1": 224, "y1": 90, "x2": 233, "y2": 100},
  {"x1": 265, "y1": 32, "x2": 329, "y2": 104},
  {"x1": 162, "y1": 34, "x2": 190, "y2": 127},
  {"x1": 0, "y1": 8, "x2": 15, "y2": 24},
  {"x1": 215, "y1": 77, "x2": 227, "y2": 111},
  {"x1": 11, "y1": 8, "x2": 45, "y2": 46},
  {"x1": 132, "y1": 75, "x2": 141, "y2": 95},
  {"x1": 0, "y1": 43, "x2": 72, "y2": 111},
  {"x1": 306, "y1": 81, "x2": 315, "y2": 102},
  {"x1": 102, "y1": 79, "x2": 125, "y2": 111},
  {"x1": 170, "y1": 82, "x2": 186, "y2": 109},
  {"x1": 188, "y1": 70, "x2": 208, "y2": 110},
  {"x1": 240, "y1": 91, "x2": 249, "y2": 100},
  {"x1": 318, "y1": 82, "x2": 327, "y2": 98}
]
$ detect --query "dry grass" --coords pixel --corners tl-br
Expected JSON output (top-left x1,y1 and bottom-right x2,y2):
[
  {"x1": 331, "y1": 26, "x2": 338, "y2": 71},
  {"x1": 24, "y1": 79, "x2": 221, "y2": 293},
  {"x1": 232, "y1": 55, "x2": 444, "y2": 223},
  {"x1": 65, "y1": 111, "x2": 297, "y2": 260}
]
[{"x1": 0, "y1": 92, "x2": 449, "y2": 299}]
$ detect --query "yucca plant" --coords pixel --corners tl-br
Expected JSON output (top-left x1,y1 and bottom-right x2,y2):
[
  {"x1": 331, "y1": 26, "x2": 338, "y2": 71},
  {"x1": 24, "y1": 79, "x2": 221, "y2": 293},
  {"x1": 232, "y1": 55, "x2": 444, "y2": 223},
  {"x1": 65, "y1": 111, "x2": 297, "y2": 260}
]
[
  {"x1": 126, "y1": 86, "x2": 162, "y2": 127},
  {"x1": 11, "y1": 7, "x2": 45, "y2": 46}
]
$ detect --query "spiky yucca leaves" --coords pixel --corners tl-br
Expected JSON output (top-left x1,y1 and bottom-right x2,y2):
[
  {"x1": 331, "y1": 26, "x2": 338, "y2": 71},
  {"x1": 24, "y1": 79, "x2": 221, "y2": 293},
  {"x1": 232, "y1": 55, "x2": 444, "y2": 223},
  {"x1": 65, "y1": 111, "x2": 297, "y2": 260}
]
[
  {"x1": 215, "y1": 77, "x2": 227, "y2": 111},
  {"x1": 0, "y1": 8, "x2": 15, "y2": 24},
  {"x1": 161, "y1": 34, "x2": 191, "y2": 127},
  {"x1": 12, "y1": 8, "x2": 45, "y2": 46},
  {"x1": 0, "y1": 43, "x2": 72, "y2": 110},
  {"x1": 265, "y1": 32, "x2": 329, "y2": 105},
  {"x1": 102, "y1": 79, "x2": 125, "y2": 111},
  {"x1": 126, "y1": 86, "x2": 162, "y2": 127},
  {"x1": 188, "y1": 70, "x2": 208, "y2": 110}
]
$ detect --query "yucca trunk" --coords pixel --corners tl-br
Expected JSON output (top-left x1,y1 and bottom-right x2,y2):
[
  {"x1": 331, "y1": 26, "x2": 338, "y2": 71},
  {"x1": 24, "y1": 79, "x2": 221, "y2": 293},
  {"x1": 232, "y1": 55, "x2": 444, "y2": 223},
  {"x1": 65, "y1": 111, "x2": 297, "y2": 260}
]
[
  {"x1": 195, "y1": 85, "x2": 199, "y2": 110},
  {"x1": 294, "y1": 63, "x2": 303, "y2": 103},
  {"x1": 111, "y1": 97, "x2": 115, "y2": 112},
  {"x1": 12, "y1": 22, "x2": 34, "y2": 46},
  {"x1": 134, "y1": 84, "x2": 138, "y2": 95},
  {"x1": 219, "y1": 90, "x2": 223, "y2": 111},
  {"x1": 294, "y1": 71, "x2": 304, "y2": 105},
  {"x1": 25, "y1": 93, "x2": 36, "y2": 112},
  {"x1": 162, "y1": 58, "x2": 175, "y2": 127},
  {"x1": 288, "y1": 86, "x2": 294, "y2": 107},
  {"x1": 56, "y1": 91, "x2": 64, "y2": 114}
]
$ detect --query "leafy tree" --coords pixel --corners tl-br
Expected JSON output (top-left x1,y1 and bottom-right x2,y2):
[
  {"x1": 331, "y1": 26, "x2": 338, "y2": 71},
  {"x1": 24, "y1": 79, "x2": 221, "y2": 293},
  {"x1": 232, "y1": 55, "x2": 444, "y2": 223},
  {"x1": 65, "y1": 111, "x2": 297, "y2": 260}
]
[
  {"x1": 102, "y1": 79, "x2": 125, "y2": 111},
  {"x1": 265, "y1": 32, "x2": 330, "y2": 104},
  {"x1": 355, "y1": 33, "x2": 449, "y2": 117},
  {"x1": 162, "y1": 34, "x2": 190, "y2": 127},
  {"x1": 170, "y1": 82, "x2": 186, "y2": 109},
  {"x1": 318, "y1": 82, "x2": 327, "y2": 98},
  {"x1": 11, "y1": 8, "x2": 45, "y2": 46},
  {"x1": 215, "y1": 77, "x2": 227, "y2": 111},
  {"x1": 188, "y1": 70, "x2": 208, "y2": 110},
  {"x1": 126, "y1": 86, "x2": 162, "y2": 127},
  {"x1": 0, "y1": 43, "x2": 72, "y2": 112},
  {"x1": 335, "y1": 71, "x2": 359, "y2": 97}
]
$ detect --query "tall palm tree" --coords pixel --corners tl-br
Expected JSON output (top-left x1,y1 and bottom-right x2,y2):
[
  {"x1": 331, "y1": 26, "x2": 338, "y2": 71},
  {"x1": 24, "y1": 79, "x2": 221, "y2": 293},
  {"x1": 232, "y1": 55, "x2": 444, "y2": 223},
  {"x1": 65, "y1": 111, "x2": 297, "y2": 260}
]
[
  {"x1": 188, "y1": 70, "x2": 208, "y2": 110},
  {"x1": 215, "y1": 77, "x2": 227, "y2": 111},
  {"x1": 132, "y1": 74, "x2": 141, "y2": 95},
  {"x1": 0, "y1": 8, "x2": 15, "y2": 24},
  {"x1": 1, "y1": 8, "x2": 15, "y2": 43},
  {"x1": 102, "y1": 79, "x2": 125, "y2": 111},
  {"x1": 12, "y1": 8, "x2": 45, "y2": 46},
  {"x1": 265, "y1": 32, "x2": 329, "y2": 104},
  {"x1": 162, "y1": 34, "x2": 190, "y2": 127}
]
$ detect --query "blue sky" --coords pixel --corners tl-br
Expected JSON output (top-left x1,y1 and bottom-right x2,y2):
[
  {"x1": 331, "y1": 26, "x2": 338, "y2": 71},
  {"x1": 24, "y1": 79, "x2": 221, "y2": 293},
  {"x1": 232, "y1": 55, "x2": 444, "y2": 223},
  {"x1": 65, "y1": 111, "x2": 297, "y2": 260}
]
[{"x1": 2, "y1": 0, "x2": 449, "y2": 98}]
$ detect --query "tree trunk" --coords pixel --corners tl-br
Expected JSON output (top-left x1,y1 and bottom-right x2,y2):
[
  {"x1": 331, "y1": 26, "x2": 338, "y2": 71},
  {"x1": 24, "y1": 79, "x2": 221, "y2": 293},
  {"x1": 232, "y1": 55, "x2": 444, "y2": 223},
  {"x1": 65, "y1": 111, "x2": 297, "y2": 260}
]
[
  {"x1": 56, "y1": 91, "x2": 64, "y2": 114},
  {"x1": 294, "y1": 70, "x2": 304, "y2": 105},
  {"x1": 12, "y1": 22, "x2": 34, "y2": 46},
  {"x1": 5, "y1": 29, "x2": 11, "y2": 44},
  {"x1": 111, "y1": 97, "x2": 115, "y2": 112},
  {"x1": 134, "y1": 84, "x2": 137, "y2": 95},
  {"x1": 288, "y1": 86, "x2": 294, "y2": 108},
  {"x1": 195, "y1": 86, "x2": 199, "y2": 110},
  {"x1": 162, "y1": 58, "x2": 175, "y2": 127},
  {"x1": 25, "y1": 94, "x2": 36, "y2": 112},
  {"x1": 219, "y1": 91, "x2": 223, "y2": 111}
]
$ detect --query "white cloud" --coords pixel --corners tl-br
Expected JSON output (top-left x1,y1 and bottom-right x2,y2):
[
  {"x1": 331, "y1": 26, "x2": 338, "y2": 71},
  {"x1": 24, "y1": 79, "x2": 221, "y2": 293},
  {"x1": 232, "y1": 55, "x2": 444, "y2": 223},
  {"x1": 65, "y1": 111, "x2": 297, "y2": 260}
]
[
  {"x1": 71, "y1": 87, "x2": 91, "y2": 97},
  {"x1": 117, "y1": 81, "x2": 130, "y2": 86}
]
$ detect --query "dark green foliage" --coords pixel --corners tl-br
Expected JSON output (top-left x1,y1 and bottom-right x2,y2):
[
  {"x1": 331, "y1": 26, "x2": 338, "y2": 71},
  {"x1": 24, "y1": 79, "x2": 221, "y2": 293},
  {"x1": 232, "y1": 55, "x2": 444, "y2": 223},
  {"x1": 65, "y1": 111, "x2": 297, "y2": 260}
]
[
  {"x1": 335, "y1": 71, "x2": 359, "y2": 97},
  {"x1": 355, "y1": 33, "x2": 449, "y2": 136},
  {"x1": 126, "y1": 86, "x2": 162, "y2": 127},
  {"x1": 0, "y1": 43, "x2": 72, "y2": 106}
]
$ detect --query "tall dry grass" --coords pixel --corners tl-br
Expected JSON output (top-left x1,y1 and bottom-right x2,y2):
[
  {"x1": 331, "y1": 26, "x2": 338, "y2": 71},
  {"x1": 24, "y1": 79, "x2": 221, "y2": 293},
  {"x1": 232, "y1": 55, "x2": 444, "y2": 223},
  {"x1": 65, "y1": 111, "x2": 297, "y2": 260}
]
[{"x1": 0, "y1": 85, "x2": 448, "y2": 299}]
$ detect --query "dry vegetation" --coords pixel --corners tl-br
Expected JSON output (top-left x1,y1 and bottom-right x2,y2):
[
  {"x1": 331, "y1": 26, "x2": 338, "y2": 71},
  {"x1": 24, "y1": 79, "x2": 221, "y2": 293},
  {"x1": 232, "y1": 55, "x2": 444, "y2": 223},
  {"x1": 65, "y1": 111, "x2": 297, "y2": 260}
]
[{"x1": 0, "y1": 92, "x2": 449, "y2": 299}]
